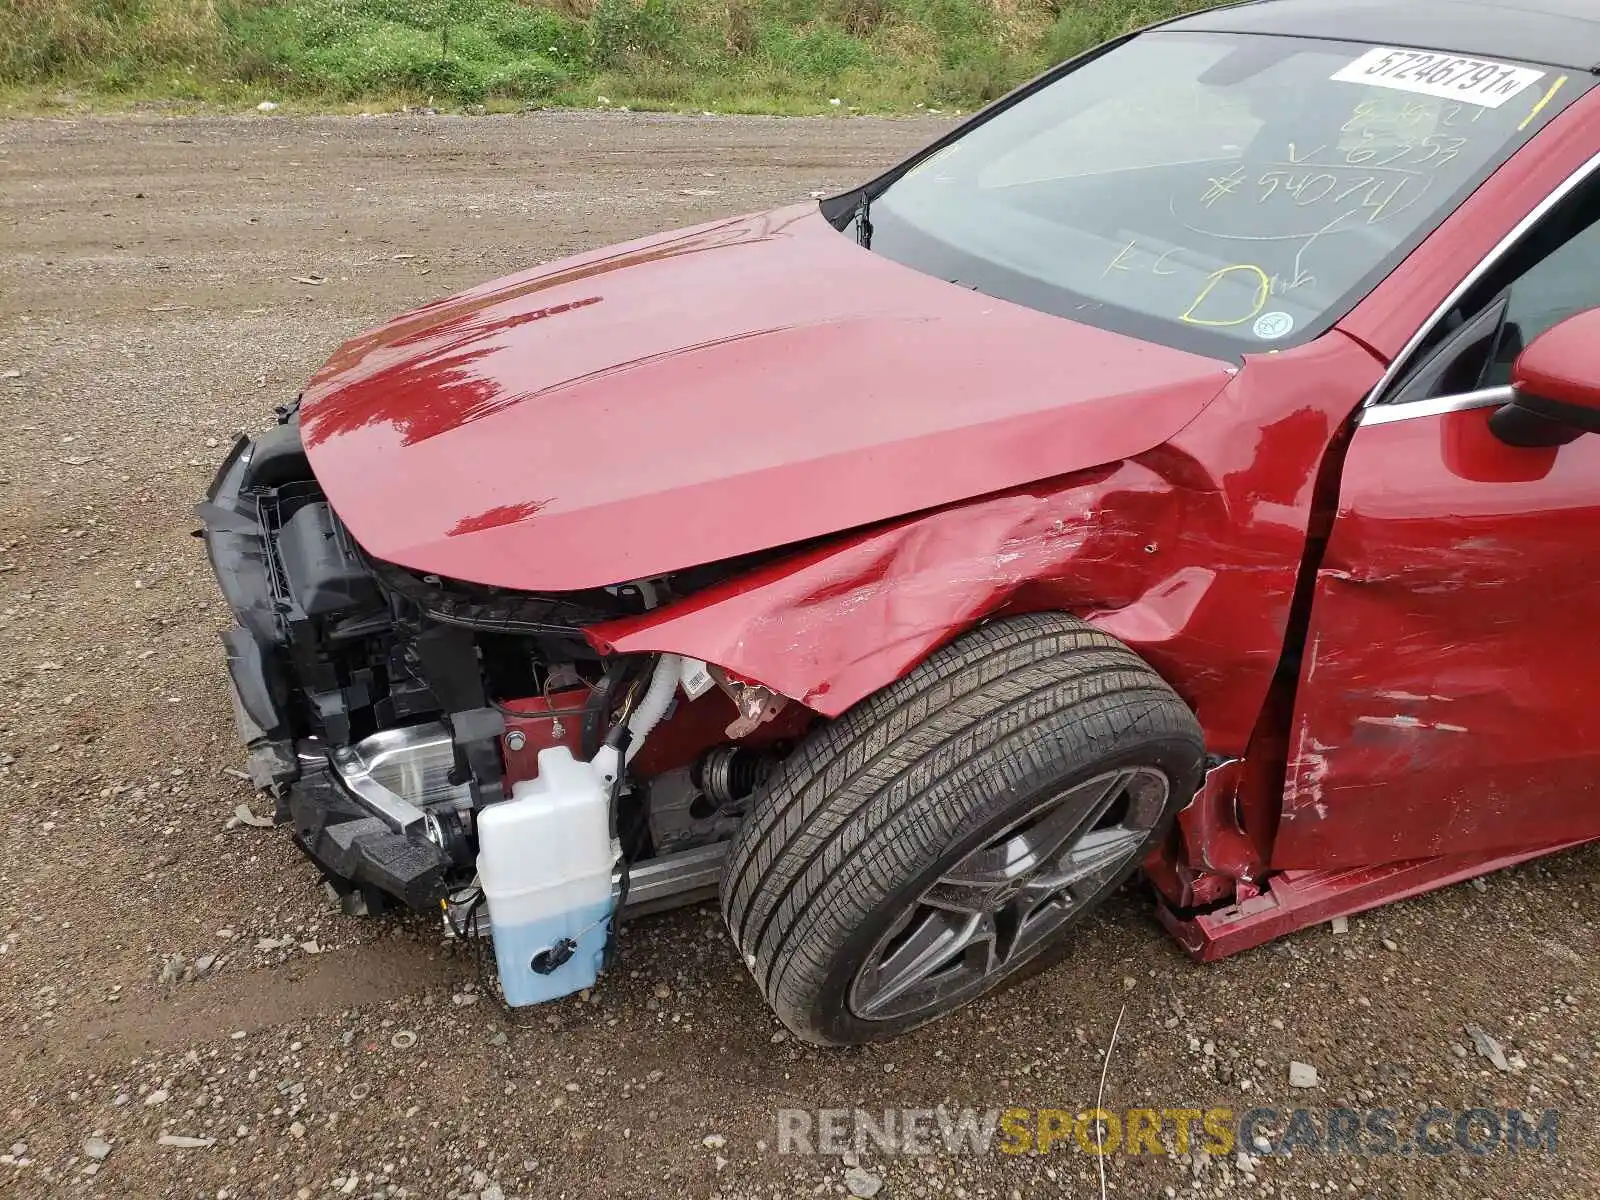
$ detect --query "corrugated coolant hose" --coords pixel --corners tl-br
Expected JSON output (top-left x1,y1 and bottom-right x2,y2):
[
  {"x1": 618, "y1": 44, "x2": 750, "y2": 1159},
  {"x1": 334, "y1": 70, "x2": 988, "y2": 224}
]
[{"x1": 623, "y1": 653, "x2": 682, "y2": 764}]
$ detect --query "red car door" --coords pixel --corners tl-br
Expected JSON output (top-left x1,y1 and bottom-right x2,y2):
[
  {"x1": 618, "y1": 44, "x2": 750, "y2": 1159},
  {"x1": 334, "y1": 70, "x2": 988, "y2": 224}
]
[{"x1": 1278, "y1": 121, "x2": 1600, "y2": 869}]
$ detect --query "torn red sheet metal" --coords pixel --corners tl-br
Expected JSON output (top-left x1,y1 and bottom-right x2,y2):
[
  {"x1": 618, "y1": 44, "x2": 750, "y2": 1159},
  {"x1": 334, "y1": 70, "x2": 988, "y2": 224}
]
[
  {"x1": 590, "y1": 334, "x2": 1386, "y2": 766},
  {"x1": 1160, "y1": 840, "x2": 1598, "y2": 962}
]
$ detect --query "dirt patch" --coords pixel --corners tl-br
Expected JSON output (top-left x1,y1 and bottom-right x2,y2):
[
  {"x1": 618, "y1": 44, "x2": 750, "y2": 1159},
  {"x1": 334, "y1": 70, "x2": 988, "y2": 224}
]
[{"x1": 1, "y1": 110, "x2": 1596, "y2": 1199}]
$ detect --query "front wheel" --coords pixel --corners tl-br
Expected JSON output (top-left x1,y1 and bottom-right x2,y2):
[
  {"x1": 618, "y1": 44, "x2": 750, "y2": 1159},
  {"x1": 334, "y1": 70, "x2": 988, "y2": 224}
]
[{"x1": 719, "y1": 613, "x2": 1204, "y2": 1045}]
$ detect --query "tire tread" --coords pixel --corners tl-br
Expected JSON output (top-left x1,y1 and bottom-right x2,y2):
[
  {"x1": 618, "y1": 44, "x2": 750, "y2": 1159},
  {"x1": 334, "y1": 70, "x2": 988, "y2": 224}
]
[{"x1": 719, "y1": 613, "x2": 1203, "y2": 1043}]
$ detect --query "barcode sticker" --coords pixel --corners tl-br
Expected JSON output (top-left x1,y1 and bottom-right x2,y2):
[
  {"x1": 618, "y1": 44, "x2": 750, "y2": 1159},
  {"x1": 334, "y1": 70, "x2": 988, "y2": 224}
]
[
  {"x1": 679, "y1": 657, "x2": 715, "y2": 700},
  {"x1": 1331, "y1": 47, "x2": 1544, "y2": 108}
]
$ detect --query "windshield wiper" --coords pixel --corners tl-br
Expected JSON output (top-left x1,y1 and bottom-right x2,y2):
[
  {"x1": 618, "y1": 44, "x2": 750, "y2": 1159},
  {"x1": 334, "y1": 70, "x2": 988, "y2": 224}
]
[{"x1": 853, "y1": 193, "x2": 873, "y2": 248}]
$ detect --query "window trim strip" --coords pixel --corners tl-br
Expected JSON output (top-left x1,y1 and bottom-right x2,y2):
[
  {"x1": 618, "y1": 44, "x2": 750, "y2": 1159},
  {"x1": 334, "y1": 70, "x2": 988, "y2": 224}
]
[{"x1": 1358, "y1": 385, "x2": 1514, "y2": 426}]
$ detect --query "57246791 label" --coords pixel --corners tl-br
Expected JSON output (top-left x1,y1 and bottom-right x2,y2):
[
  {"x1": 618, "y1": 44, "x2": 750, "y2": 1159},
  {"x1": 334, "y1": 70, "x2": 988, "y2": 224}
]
[{"x1": 1331, "y1": 47, "x2": 1544, "y2": 108}]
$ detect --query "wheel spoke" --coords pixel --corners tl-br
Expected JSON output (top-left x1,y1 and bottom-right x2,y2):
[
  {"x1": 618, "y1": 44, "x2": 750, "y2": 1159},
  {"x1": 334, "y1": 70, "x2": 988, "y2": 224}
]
[
  {"x1": 1017, "y1": 769, "x2": 1136, "y2": 866},
  {"x1": 990, "y1": 901, "x2": 1026, "y2": 964},
  {"x1": 998, "y1": 826, "x2": 1151, "y2": 961},
  {"x1": 994, "y1": 892, "x2": 1066, "y2": 962},
  {"x1": 930, "y1": 841, "x2": 1035, "y2": 900},
  {"x1": 924, "y1": 771, "x2": 1136, "y2": 912},
  {"x1": 922, "y1": 874, "x2": 1003, "y2": 915},
  {"x1": 1025, "y1": 825, "x2": 1148, "y2": 904},
  {"x1": 853, "y1": 908, "x2": 995, "y2": 1017}
]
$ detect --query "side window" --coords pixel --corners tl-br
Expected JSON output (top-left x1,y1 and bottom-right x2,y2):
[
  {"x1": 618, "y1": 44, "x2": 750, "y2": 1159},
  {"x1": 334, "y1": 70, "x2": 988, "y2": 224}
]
[
  {"x1": 1389, "y1": 177, "x2": 1600, "y2": 403},
  {"x1": 1480, "y1": 217, "x2": 1600, "y2": 386}
]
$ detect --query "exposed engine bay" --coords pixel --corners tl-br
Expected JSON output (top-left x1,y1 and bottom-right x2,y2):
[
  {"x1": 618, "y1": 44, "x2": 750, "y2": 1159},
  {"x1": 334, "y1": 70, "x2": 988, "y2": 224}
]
[{"x1": 199, "y1": 407, "x2": 805, "y2": 1003}]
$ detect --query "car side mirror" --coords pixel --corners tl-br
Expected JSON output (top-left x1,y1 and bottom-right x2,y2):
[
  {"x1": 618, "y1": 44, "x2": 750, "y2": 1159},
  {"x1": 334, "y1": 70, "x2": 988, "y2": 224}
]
[{"x1": 1490, "y1": 308, "x2": 1600, "y2": 447}]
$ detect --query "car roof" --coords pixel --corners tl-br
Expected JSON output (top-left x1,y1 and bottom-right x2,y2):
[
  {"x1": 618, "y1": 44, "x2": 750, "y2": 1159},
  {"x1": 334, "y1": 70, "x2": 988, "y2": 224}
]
[{"x1": 1167, "y1": 0, "x2": 1600, "y2": 72}]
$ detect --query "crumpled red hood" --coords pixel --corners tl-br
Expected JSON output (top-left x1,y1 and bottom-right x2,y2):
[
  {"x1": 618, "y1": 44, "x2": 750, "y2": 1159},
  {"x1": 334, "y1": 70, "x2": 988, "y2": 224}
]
[{"x1": 299, "y1": 203, "x2": 1233, "y2": 591}]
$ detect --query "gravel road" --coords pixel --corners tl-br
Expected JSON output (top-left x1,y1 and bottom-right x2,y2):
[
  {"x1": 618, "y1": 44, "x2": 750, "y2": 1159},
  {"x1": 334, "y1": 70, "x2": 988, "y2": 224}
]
[{"x1": 2, "y1": 110, "x2": 1597, "y2": 1200}]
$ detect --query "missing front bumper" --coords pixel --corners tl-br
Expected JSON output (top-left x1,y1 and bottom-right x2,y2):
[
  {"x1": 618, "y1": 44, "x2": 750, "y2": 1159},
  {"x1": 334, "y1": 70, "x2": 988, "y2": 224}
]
[
  {"x1": 202, "y1": 425, "x2": 472, "y2": 915},
  {"x1": 287, "y1": 758, "x2": 456, "y2": 914},
  {"x1": 443, "y1": 841, "x2": 730, "y2": 938},
  {"x1": 201, "y1": 423, "x2": 734, "y2": 931}
]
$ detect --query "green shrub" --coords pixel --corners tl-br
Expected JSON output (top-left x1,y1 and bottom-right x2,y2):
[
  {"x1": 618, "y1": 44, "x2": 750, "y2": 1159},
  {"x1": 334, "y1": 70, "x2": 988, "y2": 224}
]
[
  {"x1": 1, "y1": 0, "x2": 229, "y2": 83},
  {"x1": 307, "y1": 28, "x2": 490, "y2": 101},
  {"x1": 757, "y1": 22, "x2": 870, "y2": 79},
  {"x1": 588, "y1": 0, "x2": 690, "y2": 68},
  {"x1": 825, "y1": 0, "x2": 888, "y2": 38},
  {"x1": 1, "y1": 0, "x2": 1236, "y2": 112},
  {"x1": 476, "y1": 6, "x2": 589, "y2": 63},
  {"x1": 486, "y1": 54, "x2": 569, "y2": 99},
  {"x1": 225, "y1": 0, "x2": 594, "y2": 102},
  {"x1": 890, "y1": 0, "x2": 993, "y2": 43},
  {"x1": 931, "y1": 42, "x2": 1019, "y2": 106}
]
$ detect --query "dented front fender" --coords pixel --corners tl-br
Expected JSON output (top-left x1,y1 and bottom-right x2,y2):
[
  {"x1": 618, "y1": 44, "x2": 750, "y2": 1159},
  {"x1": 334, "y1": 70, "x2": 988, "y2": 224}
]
[{"x1": 591, "y1": 336, "x2": 1380, "y2": 765}]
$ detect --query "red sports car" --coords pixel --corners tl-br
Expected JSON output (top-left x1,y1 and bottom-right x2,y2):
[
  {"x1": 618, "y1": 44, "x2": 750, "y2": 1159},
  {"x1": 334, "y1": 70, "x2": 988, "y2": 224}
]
[{"x1": 202, "y1": 0, "x2": 1600, "y2": 1044}]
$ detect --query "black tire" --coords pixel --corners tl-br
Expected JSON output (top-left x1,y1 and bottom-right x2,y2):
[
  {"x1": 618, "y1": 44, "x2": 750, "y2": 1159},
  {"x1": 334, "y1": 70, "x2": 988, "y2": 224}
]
[{"x1": 719, "y1": 613, "x2": 1204, "y2": 1045}]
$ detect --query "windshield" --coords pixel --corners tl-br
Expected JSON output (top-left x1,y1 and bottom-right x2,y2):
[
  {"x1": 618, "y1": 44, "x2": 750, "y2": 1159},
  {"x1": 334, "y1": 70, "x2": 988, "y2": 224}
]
[{"x1": 860, "y1": 32, "x2": 1587, "y2": 360}]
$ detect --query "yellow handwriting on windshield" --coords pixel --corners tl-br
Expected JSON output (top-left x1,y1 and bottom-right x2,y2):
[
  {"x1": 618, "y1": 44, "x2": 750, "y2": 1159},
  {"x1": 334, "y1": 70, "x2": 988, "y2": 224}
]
[{"x1": 1181, "y1": 264, "x2": 1271, "y2": 327}]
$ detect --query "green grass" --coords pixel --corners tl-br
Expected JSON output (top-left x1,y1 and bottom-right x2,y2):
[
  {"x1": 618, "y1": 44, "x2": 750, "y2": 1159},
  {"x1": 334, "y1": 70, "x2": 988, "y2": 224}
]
[{"x1": 0, "y1": 0, "x2": 1224, "y2": 116}]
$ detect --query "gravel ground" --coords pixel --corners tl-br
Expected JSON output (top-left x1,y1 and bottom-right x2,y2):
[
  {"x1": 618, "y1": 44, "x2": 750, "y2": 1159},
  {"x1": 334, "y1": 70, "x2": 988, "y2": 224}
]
[{"x1": 2, "y1": 110, "x2": 1598, "y2": 1200}]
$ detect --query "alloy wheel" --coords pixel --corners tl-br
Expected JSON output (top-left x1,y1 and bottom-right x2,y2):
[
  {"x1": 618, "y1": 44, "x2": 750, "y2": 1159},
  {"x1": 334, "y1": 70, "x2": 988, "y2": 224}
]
[{"x1": 847, "y1": 767, "x2": 1169, "y2": 1021}]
